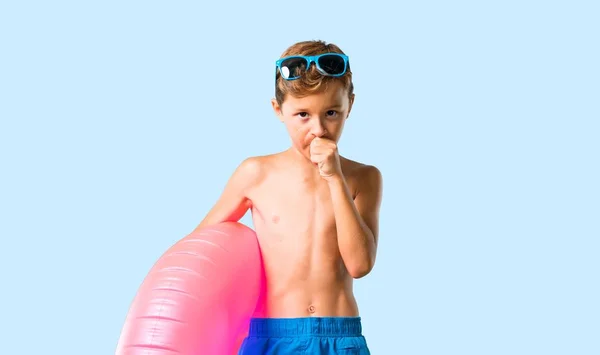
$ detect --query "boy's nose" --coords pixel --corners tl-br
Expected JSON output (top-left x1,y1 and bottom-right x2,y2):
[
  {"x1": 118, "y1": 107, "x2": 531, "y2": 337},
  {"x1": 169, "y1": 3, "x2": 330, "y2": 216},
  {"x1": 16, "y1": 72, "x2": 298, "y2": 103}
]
[{"x1": 311, "y1": 120, "x2": 327, "y2": 137}]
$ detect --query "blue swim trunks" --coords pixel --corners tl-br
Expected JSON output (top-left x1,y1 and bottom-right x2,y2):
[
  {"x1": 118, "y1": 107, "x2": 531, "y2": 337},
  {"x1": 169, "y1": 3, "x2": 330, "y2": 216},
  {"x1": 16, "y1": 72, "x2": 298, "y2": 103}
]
[{"x1": 237, "y1": 317, "x2": 370, "y2": 354}]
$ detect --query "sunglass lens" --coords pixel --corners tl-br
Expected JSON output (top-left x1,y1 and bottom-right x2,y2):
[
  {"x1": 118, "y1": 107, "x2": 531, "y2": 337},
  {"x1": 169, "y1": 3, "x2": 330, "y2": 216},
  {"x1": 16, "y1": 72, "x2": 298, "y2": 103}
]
[
  {"x1": 280, "y1": 57, "x2": 307, "y2": 79},
  {"x1": 317, "y1": 54, "x2": 346, "y2": 75}
]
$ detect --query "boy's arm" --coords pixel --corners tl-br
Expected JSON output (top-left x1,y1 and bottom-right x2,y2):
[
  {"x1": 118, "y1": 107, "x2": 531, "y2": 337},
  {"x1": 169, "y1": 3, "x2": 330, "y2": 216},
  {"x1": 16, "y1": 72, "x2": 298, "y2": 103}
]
[
  {"x1": 191, "y1": 157, "x2": 261, "y2": 233},
  {"x1": 328, "y1": 165, "x2": 383, "y2": 279}
]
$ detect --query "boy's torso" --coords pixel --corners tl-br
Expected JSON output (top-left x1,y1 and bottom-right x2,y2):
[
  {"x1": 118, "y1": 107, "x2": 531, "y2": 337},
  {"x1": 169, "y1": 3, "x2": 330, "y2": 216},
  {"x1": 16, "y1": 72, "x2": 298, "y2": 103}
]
[{"x1": 244, "y1": 150, "x2": 368, "y2": 319}]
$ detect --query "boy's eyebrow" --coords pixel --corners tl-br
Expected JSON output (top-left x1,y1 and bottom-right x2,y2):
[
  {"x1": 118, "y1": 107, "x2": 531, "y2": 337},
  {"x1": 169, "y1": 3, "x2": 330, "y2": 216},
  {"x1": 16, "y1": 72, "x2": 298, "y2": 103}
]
[{"x1": 292, "y1": 104, "x2": 343, "y2": 112}]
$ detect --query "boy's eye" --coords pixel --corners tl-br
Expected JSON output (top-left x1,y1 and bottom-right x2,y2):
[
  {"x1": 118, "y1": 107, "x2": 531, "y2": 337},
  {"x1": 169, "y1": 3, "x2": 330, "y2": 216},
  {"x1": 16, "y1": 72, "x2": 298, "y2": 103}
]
[
  {"x1": 297, "y1": 112, "x2": 308, "y2": 118},
  {"x1": 327, "y1": 110, "x2": 338, "y2": 117}
]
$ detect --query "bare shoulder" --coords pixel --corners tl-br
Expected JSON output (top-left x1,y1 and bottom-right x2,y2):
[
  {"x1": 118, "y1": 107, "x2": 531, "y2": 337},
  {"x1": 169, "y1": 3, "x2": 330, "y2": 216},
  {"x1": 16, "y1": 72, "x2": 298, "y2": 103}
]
[
  {"x1": 235, "y1": 152, "x2": 282, "y2": 183},
  {"x1": 237, "y1": 155, "x2": 263, "y2": 176},
  {"x1": 340, "y1": 157, "x2": 383, "y2": 189},
  {"x1": 235, "y1": 155, "x2": 269, "y2": 183}
]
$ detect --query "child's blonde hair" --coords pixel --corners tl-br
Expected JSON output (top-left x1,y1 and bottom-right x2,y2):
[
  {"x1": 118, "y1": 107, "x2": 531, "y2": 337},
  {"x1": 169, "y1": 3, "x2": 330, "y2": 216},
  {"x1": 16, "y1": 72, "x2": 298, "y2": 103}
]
[{"x1": 275, "y1": 40, "x2": 354, "y2": 106}]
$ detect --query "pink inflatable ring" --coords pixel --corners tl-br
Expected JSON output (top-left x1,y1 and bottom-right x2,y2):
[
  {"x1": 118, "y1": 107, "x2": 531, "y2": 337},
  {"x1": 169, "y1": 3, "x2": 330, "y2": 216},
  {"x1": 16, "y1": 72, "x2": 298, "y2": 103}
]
[{"x1": 116, "y1": 222, "x2": 265, "y2": 355}]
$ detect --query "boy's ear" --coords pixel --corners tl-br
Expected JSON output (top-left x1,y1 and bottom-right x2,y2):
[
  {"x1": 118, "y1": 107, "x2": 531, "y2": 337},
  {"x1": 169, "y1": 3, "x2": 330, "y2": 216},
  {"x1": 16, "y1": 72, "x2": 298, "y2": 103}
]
[
  {"x1": 271, "y1": 98, "x2": 284, "y2": 122},
  {"x1": 346, "y1": 93, "x2": 355, "y2": 119}
]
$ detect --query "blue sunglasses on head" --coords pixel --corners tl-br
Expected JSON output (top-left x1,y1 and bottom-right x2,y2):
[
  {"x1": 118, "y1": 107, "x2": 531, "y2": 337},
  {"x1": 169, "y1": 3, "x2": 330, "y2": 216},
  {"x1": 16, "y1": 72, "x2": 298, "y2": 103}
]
[{"x1": 275, "y1": 53, "x2": 349, "y2": 80}]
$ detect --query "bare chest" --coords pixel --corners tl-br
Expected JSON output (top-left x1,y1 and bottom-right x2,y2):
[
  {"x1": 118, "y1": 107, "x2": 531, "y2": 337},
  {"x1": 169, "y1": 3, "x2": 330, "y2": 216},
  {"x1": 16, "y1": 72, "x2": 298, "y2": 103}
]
[
  {"x1": 248, "y1": 180, "x2": 343, "y2": 284},
  {"x1": 251, "y1": 182, "x2": 333, "y2": 234}
]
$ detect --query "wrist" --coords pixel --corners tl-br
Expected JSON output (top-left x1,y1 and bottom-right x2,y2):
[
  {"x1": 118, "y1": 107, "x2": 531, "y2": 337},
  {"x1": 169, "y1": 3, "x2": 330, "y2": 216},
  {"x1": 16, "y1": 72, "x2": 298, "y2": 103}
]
[{"x1": 326, "y1": 173, "x2": 346, "y2": 186}]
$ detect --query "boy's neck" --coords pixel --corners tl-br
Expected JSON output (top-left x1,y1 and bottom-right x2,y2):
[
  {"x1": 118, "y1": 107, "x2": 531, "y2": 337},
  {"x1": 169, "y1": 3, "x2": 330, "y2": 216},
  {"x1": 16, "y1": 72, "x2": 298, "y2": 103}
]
[
  {"x1": 285, "y1": 147, "x2": 311, "y2": 164},
  {"x1": 284, "y1": 147, "x2": 323, "y2": 175}
]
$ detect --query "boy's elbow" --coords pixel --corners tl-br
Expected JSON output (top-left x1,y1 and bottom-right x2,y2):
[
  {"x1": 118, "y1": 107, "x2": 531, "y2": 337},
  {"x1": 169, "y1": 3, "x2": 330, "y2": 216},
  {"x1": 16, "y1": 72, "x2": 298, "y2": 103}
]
[{"x1": 348, "y1": 258, "x2": 375, "y2": 279}]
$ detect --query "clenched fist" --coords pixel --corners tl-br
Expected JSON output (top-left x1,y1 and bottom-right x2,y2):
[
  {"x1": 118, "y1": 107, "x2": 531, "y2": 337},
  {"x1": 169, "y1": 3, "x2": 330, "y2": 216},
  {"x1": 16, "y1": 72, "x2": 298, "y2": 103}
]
[{"x1": 309, "y1": 137, "x2": 342, "y2": 180}]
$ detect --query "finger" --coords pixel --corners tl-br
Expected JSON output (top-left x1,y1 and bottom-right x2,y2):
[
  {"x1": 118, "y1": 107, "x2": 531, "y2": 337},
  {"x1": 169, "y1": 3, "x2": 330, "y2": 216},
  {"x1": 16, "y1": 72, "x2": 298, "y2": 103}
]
[
  {"x1": 310, "y1": 143, "x2": 326, "y2": 155},
  {"x1": 315, "y1": 137, "x2": 334, "y2": 147},
  {"x1": 312, "y1": 148, "x2": 333, "y2": 159},
  {"x1": 310, "y1": 140, "x2": 321, "y2": 151},
  {"x1": 312, "y1": 137, "x2": 331, "y2": 148},
  {"x1": 310, "y1": 154, "x2": 322, "y2": 164},
  {"x1": 314, "y1": 141, "x2": 335, "y2": 153}
]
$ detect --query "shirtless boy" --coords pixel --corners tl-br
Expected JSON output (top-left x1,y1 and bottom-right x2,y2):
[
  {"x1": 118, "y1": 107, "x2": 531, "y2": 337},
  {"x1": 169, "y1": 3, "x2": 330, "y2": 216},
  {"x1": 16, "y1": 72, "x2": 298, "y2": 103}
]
[{"x1": 194, "y1": 40, "x2": 383, "y2": 354}]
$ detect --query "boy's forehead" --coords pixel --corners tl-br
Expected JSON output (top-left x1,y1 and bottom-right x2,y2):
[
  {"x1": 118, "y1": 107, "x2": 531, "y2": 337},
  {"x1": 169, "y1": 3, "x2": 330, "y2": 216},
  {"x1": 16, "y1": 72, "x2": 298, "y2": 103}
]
[{"x1": 284, "y1": 81, "x2": 348, "y2": 107}]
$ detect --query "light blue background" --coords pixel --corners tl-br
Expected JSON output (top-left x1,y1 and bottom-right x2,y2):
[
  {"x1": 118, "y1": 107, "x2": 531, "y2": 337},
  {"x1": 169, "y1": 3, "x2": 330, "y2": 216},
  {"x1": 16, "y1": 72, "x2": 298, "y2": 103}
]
[{"x1": 1, "y1": 1, "x2": 598, "y2": 354}]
